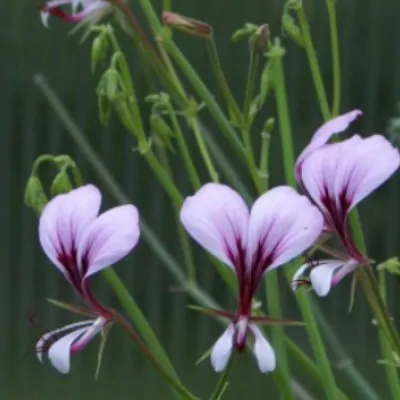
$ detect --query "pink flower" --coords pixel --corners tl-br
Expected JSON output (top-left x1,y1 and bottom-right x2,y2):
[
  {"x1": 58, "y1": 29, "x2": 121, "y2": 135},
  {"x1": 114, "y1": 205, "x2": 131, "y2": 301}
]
[
  {"x1": 180, "y1": 183, "x2": 323, "y2": 372},
  {"x1": 39, "y1": 0, "x2": 109, "y2": 27},
  {"x1": 292, "y1": 111, "x2": 400, "y2": 296},
  {"x1": 36, "y1": 184, "x2": 140, "y2": 373}
]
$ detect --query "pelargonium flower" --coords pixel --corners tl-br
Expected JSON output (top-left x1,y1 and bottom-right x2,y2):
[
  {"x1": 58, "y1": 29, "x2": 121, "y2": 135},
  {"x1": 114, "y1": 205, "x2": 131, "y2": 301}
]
[
  {"x1": 39, "y1": 0, "x2": 110, "y2": 27},
  {"x1": 180, "y1": 183, "x2": 323, "y2": 372},
  {"x1": 292, "y1": 111, "x2": 400, "y2": 296},
  {"x1": 36, "y1": 184, "x2": 140, "y2": 373}
]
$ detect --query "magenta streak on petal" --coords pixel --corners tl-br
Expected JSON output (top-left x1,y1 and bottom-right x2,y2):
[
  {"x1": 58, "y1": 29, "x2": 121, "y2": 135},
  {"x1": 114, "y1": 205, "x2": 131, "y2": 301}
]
[
  {"x1": 320, "y1": 180, "x2": 363, "y2": 260},
  {"x1": 57, "y1": 240, "x2": 84, "y2": 298},
  {"x1": 56, "y1": 233, "x2": 111, "y2": 317}
]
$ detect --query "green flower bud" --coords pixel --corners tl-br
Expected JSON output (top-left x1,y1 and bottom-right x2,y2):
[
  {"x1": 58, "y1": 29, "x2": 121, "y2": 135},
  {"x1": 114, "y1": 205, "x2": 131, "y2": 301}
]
[
  {"x1": 24, "y1": 175, "x2": 48, "y2": 215},
  {"x1": 50, "y1": 167, "x2": 74, "y2": 197}
]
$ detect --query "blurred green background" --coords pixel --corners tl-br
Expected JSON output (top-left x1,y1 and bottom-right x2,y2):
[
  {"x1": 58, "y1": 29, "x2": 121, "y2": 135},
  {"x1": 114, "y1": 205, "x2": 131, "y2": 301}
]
[{"x1": 1, "y1": 0, "x2": 400, "y2": 399}]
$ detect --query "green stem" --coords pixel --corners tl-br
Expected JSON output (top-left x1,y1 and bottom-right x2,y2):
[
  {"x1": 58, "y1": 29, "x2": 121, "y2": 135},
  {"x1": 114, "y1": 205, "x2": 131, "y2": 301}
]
[
  {"x1": 259, "y1": 129, "x2": 271, "y2": 192},
  {"x1": 349, "y1": 212, "x2": 400, "y2": 355},
  {"x1": 260, "y1": 123, "x2": 294, "y2": 399},
  {"x1": 286, "y1": 339, "x2": 350, "y2": 400},
  {"x1": 271, "y1": 41, "x2": 295, "y2": 187},
  {"x1": 272, "y1": 41, "x2": 338, "y2": 400},
  {"x1": 206, "y1": 39, "x2": 243, "y2": 126},
  {"x1": 378, "y1": 269, "x2": 400, "y2": 399},
  {"x1": 235, "y1": 41, "x2": 262, "y2": 191},
  {"x1": 156, "y1": 142, "x2": 197, "y2": 281},
  {"x1": 295, "y1": 4, "x2": 331, "y2": 120},
  {"x1": 189, "y1": 114, "x2": 220, "y2": 182},
  {"x1": 116, "y1": 314, "x2": 198, "y2": 400},
  {"x1": 103, "y1": 270, "x2": 193, "y2": 393},
  {"x1": 155, "y1": 38, "x2": 187, "y2": 100},
  {"x1": 165, "y1": 41, "x2": 245, "y2": 161},
  {"x1": 265, "y1": 272, "x2": 296, "y2": 400},
  {"x1": 326, "y1": 0, "x2": 341, "y2": 116},
  {"x1": 162, "y1": 0, "x2": 171, "y2": 11},
  {"x1": 164, "y1": 102, "x2": 202, "y2": 189},
  {"x1": 209, "y1": 353, "x2": 236, "y2": 400},
  {"x1": 243, "y1": 49, "x2": 259, "y2": 128}
]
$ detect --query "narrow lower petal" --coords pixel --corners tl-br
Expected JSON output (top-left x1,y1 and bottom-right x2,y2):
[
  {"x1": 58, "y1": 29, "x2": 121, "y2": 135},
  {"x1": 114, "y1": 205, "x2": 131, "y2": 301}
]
[
  {"x1": 70, "y1": 316, "x2": 106, "y2": 353},
  {"x1": 295, "y1": 110, "x2": 362, "y2": 181},
  {"x1": 47, "y1": 326, "x2": 90, "y2": 373},
  {"x1": 308, "y1": 260, "x2": 345, "y2": 297},
  {"x1": 246, "y1": 186, "x2": 324, "y2": 272},
  {"x1": 249, "y1": 324, "x2": 276, "y2": 373},
  {"x1": 291, "y1": 264, "x2": 310, "y2": 292},
  {"x1": 180, "y1": 183, "x2": 249, "y2": 269},
  {"x1": 79, "y1": 205, "x2": 140, "y2": 278},
  {"x1": 39, "y1": 185, "x2": 101, "y2": 277},
  {"x1": 210, "y1": 324, "x2": 235, "y2": 372},
  {"x1": 36, "y1": 320, "x2": 93, "y2": 362}
]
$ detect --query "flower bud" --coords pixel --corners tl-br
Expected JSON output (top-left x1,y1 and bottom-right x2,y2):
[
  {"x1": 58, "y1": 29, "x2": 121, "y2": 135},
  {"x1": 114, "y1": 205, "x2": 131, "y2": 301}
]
[
  {"x1": 50, "y1": 168, "x2": 74, "y2": 197},
  {"x1": 162, "y1": 11, "x2": 212, "y2": 39},
  {"x1": 91, "y1": 34, "x2": 109, "y2": 72},
  {"x1": 250, "y1": 24, "x2": 270, "y2": 53},
  {"x1": 282, "y1": 13, "x2": 304, "y2": 47},
  {"x1": 24, "y1": 175, "x2": 48, "y2": 215},
  {"x1": 150, "y1": 112, "x2": 175, "y2": 151}
]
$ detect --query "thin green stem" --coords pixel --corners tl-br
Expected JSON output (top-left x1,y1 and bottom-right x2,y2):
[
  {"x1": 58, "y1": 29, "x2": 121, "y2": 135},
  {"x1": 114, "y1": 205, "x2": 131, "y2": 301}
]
[
  {"x1": 163, "y1": 0, "x2": 171, "y2": 11},
  {"x1": 349, "y1": 212, "x2": 400, "y2": 355},
  {"x1": 116, "y1": 314, "x2": 198, "y2": 400},
  {"x1": 243, "y1": 49, "x2": 259, "y2": 128},
  {"x1": 260, "y1": 124, "x2": 294, "y2": 399},
  {"x1": 286, "y1": 339, "x2": 350, "y2": 400},
  {"x1": 271, "y1": 42, "x2": 296, "y2": 187},
  {"x1": 259, "y1": 130, "x2": 271, "y2": 192},
  {"x1": 239, "y1": 42, "x2": 263, "y2": 192},
  {"x1": 155, "y1": 38, "x2": 187, "y2": 99},
  {"x1": 164, "y1": 102, "x2": 202, "y2": 189},
  {"x1": 165, "y1": 41, "x2": 245, "y2": 161},
  {"x1": 209, "y1": 353, "x2": 236, "y2": 400},
  {"x1": 265, "y1": 272, "x2": 296, "y2": 400},
  {"x1": 156, "y1": 142, "x2": 197, "y2": 281},
  {"x1": 378, "y1": 269, "x2": 400, "y2": 399},
  {"x1": 295, "y1": 4, "x2": 331, "y2": 120},
  {"x1": 206, "y1": 39, "x2": 243, "y2": 126},
  {"x1": 189, "y1": 114, "x2": 220, "y2": 182},
  {"x1": 326, "y1": 0, "x2": 341, "y2": 116},
  {"x1": 272, "y1": 41, "x2": 338, "y2": 400}
]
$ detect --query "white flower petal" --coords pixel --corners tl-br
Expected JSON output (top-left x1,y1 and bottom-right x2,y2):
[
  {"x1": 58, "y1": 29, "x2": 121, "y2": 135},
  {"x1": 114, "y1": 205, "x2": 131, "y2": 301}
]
[
  {"x1": 47, "y1": 326, "x2": 89, "y2": 374},
  {"x1": 210, "y1": 324, "x2": 235, "y2": 372},
  {"x1": 180, "y1": 183, "x2": 249, "y2": 269},
  {"x1": 40, "y1": 11, "x2": 50, "y2": 27},
  {"x1": 249, "y1": 324, "x2": 276, "y2": 373},
  {"x1": 36, "y1": 321, "x2": 93, "y2": 362},
  {"x1": 309, "y1": 260, "x2": 344, "y2": 297},
  {"x1": 246, "y1": 186, "x2": 324, "y2": 272},
  {"x1": 291, "y1": 264, "x2": 310, "y2": 291},
  {"x1": 71, "y1": 317, "x2": 106, "y2": 352},
  {"x1": 79, "y1": 205, "x2": 140, "y2": 279}
]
